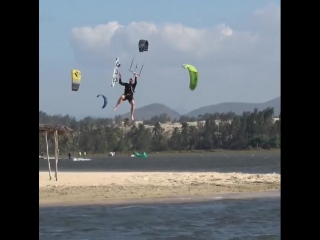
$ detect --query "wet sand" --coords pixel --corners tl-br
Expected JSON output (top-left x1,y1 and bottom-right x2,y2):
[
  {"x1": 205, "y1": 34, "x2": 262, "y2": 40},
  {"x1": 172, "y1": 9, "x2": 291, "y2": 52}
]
[{"x1": 39, "y1": 171, "x2": 280, "y2": 206}]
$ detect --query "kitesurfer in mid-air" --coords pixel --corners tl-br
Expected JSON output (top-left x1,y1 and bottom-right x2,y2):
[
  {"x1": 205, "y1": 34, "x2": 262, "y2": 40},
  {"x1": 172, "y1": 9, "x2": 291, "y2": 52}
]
[{"x1": 113, "y1": 72, "x2": 138, "y2": 121}]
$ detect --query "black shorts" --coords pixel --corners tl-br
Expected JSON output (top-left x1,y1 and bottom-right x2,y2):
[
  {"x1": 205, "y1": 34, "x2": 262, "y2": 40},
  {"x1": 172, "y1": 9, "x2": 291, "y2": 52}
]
[{"x1": 122, "y1": 94, "x2": 134, "y2": 103}]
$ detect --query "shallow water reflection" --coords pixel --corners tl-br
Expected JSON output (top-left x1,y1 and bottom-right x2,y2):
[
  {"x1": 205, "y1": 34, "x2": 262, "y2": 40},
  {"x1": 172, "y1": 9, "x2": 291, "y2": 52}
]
[{"x1": 39, "y1": 197, "x2": 280, "y2": 240}]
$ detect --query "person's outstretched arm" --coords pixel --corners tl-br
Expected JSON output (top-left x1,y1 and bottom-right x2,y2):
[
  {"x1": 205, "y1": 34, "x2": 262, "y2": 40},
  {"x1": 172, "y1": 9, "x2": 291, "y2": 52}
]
[
  {"x1": 118, "y1": 72, "x2": 125, "y2": 86},
  {"x1": 133, "y1": 73, "x2": 138, "y2": 88}
]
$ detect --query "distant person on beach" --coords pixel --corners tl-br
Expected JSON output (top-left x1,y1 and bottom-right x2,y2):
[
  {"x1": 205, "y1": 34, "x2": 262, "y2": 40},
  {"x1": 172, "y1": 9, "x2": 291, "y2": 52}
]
[{"x1": 68, "y1": 152, "x2": 71, "y2": 159}]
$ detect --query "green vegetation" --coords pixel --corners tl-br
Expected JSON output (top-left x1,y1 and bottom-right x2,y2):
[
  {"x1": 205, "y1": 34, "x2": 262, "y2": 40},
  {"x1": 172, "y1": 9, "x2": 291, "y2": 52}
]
[{"x1": 39, "y1": 107, "x2": 280, "y2": 155}]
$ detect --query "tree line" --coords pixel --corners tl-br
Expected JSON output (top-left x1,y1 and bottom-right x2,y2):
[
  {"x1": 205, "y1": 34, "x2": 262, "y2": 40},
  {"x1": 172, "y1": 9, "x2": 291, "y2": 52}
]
[{"x1": 39, "y1": 107, "x2": 280, "y2": 155}]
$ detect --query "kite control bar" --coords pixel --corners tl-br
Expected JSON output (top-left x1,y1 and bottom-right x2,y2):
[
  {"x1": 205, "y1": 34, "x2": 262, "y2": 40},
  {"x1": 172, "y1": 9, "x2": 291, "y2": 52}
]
[{"x1": 128, "y1": 55, "x2": 144, "y2": 76}]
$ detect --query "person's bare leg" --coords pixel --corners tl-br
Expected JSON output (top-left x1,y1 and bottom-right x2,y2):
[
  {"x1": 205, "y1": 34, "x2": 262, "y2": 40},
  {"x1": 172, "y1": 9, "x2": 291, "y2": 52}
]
[
  {"x1": 114, "y1": 95, "x2": 124, "y2": 111},
  {"x1": 130, "y1": 100, "x2": 135, "y2": 121}
]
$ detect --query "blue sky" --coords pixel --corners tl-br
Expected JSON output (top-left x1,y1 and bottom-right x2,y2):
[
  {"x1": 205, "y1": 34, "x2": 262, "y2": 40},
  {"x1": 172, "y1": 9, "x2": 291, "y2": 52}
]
[{"x1": 40, "y1": 0, "x2": 280, "y2": 118}]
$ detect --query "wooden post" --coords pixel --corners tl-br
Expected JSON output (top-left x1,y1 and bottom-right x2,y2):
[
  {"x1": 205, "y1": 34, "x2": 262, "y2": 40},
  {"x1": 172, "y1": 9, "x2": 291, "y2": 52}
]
[
  {"x1": 45, "y1": 131, "x2": 52, "y2": 180},
  {"x1": 54, "y1": 130, "x2": 59, "y2": 181}
]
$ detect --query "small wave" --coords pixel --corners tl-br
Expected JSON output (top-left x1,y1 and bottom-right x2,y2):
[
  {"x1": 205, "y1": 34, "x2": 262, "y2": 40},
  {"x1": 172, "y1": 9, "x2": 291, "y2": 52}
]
[
  {"x1": 39, "y1": 156, "x2": 65, "y2": 160},
  {"x1": 113, "y1": 206, "x2": 137, "y2": 210},
  {"x1": 72, "y1": 158, "x2": 92, "y2": 161},
  {"x1": 39, "y1": 156, "x2": 54, "y2": 159}
]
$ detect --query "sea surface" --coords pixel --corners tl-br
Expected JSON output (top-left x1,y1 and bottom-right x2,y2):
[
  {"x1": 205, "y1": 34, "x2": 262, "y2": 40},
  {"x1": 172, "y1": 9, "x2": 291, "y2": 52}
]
[
  {"x1": 39, "y1": 152, "x2": 281, "y2": 240},
  {"x1": 39, "y1": 152, "x2": 280, "y2": 174}
]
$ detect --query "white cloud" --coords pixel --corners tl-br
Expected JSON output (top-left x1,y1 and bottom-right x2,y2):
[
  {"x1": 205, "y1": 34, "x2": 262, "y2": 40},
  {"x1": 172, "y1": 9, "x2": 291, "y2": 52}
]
[
  {"x1": 254, "y1": 3, "x2": 280, "y2": 21},
  {"x1": 70, "y1": 20, "x2": 260, "y2": 67},
  {"x1": 69, "y1": 4, "x2": 280, "y2": 113}
]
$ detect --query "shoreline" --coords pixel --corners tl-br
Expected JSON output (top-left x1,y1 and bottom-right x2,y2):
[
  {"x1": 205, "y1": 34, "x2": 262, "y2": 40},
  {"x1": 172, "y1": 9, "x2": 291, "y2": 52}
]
[
  {"x1": 40, "y1": 171, "x2": 280, "y2": 207},
  {"x1": 40, "y1": 190, "x2": 280, "y2": 207},
  {"x1": 57, "y1": 149, "x2": 280, "y2": 158}
]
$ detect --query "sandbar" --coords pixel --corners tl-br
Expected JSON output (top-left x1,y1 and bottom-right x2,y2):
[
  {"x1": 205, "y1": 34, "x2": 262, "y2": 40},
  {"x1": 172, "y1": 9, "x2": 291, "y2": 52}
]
[{"x1": 39, "y1": 171, "x2": 280, "y2": 206}]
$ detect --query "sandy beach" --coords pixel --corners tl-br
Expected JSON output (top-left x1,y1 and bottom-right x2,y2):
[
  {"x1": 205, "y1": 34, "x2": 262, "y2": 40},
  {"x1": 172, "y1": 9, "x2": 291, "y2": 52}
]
[{"x1": 39, "y1": 171, "x2": 280, "y2": 206}]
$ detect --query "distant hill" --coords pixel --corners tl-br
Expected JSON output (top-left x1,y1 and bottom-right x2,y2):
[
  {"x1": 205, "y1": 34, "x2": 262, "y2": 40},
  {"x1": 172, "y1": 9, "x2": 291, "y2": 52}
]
[
  {"x1": 174, "y1": 106, "x2": 189, "y2": 115},
  {"x1": 185, "y1": 97, "x2": 280, "y2": 117},
  {"x1": 120, "y1": 103, "x2": 181, "y2": 121}
]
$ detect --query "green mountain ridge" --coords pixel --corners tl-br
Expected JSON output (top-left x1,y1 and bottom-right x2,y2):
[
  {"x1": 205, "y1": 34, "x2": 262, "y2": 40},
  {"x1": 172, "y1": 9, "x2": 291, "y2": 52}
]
[
  {"x1": 120, "y1": 103, "x2": 181, "y2": 121},
  {"x1": 185, "y1": 97, "x2": 280, "y2": 117},
  {"x1": 120, "y1": 97, "x2": 281, "y2": 120}
]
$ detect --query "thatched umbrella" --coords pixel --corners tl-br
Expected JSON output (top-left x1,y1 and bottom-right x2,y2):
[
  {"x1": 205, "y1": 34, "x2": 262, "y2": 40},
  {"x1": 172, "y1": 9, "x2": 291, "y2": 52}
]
[{"x1": 39, "y1": 124, "x2": 73, "y2": 181}]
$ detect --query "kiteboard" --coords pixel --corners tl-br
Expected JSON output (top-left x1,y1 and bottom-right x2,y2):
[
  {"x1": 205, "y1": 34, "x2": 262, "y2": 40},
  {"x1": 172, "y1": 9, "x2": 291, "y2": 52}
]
[{"x1": 111, "y1": 58, "x2": 121, "y2": 87}]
